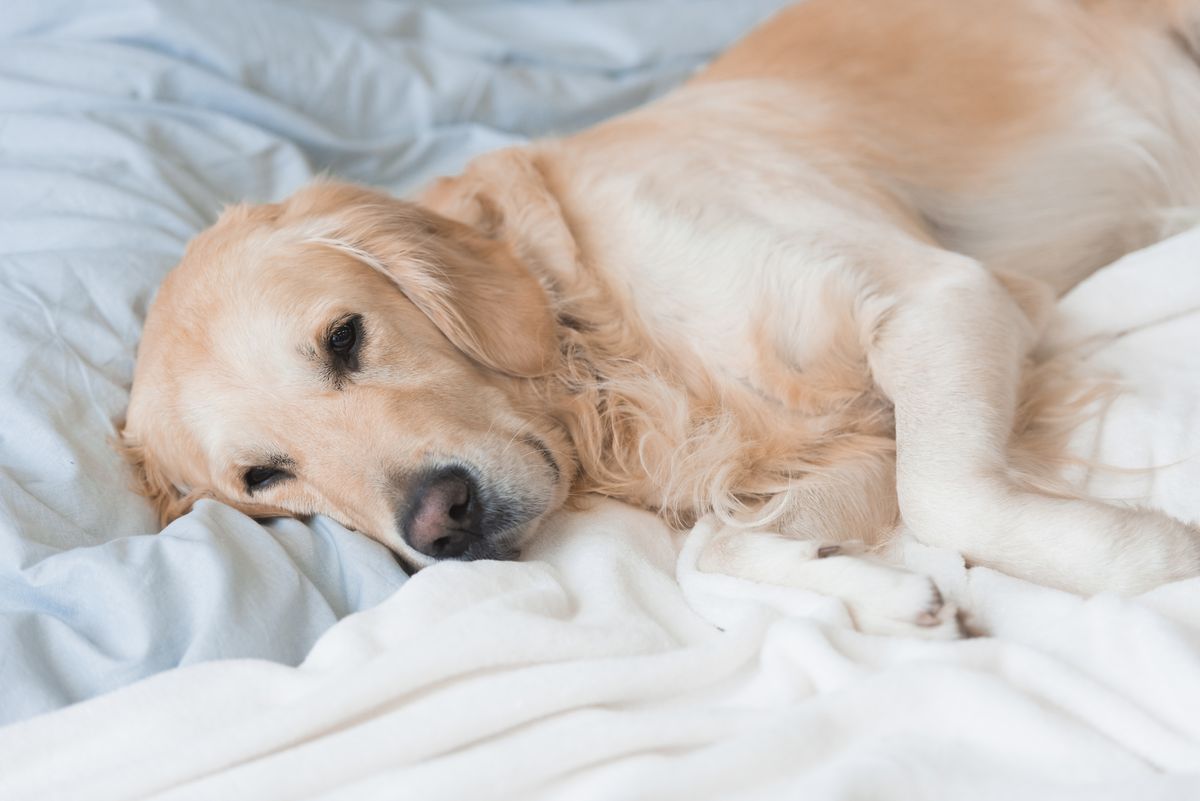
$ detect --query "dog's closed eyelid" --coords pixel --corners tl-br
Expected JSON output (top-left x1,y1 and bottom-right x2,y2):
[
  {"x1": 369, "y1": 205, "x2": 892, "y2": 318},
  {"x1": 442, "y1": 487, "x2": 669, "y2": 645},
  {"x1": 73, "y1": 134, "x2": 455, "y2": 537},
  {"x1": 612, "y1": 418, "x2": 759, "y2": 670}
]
[{"x1": 238, "y1": 453, "x2": 296, "y2": 494}]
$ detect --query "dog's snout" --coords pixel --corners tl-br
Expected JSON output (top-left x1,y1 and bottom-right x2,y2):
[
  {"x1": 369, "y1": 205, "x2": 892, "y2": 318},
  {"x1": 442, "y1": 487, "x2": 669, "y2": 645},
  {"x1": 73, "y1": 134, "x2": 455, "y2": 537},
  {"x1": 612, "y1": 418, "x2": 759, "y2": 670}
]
[{"x1": 403, "y1": 467, "x2": 482, "y2": 559}]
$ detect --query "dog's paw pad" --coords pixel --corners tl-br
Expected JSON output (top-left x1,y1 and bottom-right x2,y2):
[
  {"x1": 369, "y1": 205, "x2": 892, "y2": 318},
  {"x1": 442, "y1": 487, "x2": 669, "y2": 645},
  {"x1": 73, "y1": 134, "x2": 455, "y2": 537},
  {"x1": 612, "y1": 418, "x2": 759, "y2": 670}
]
[
  {"x1": 849, "y1": 574, "x2": 964, "y2": 640},
  {"x1": 914, "y1": 585, "x2": 948, "y2": 627}
]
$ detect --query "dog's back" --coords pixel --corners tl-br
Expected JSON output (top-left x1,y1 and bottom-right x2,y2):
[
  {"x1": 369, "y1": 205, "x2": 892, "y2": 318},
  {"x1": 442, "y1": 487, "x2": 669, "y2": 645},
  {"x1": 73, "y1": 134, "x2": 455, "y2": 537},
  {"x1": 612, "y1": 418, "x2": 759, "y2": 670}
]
[{"x1": 697, "y1": 0, "x2": 1200, "y2": 292}]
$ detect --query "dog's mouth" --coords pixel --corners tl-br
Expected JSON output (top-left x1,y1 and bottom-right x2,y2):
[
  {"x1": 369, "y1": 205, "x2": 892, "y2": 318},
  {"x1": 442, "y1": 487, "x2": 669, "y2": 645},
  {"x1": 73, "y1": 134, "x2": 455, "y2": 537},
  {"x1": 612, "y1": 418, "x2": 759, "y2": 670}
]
[
  {"x1": 521, "y1": 433, "x2": 561, "y2": 484},
  {"x1": 390, "y1": 463, "x2": 545, "y2": 571},
  {"x1": 390, "y1": 536, "x2": 522, "y2": 575},
  {"x1": 389, "y1": 521, "x2": 527, "y2": 575},
  {"x1": 381, "y1": 428, "x2": 565, "y2": 572}
]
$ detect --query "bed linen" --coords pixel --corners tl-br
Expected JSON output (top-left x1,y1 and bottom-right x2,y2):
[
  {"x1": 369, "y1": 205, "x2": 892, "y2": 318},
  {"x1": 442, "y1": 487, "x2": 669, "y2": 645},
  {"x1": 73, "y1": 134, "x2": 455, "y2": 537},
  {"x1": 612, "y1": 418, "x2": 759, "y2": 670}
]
[
  {"x1": 1, "y1": 224, "x2": 1199, "y2": 799},
  {"x1": 3, "y1": 1, "x2": 1200, "y2": 799},
  {"x1": 0, "y1": 0, "x2": 794, "y2": 724}
]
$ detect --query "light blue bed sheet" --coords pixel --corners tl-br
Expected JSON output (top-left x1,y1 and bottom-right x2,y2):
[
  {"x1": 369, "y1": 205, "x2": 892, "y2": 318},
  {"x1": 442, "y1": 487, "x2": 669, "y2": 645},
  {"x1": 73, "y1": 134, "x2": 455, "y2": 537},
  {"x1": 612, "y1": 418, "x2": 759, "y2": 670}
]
[{"x1": 0, "y1": 0, "x2": 792, "y2": 724}]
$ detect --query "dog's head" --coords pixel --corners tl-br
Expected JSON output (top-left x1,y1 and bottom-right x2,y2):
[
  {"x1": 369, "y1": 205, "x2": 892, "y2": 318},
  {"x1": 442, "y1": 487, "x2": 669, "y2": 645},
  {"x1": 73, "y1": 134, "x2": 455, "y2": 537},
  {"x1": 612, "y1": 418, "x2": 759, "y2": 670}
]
[{"x1": 122, "y1": 153, "x2": 581, "y2": 568}]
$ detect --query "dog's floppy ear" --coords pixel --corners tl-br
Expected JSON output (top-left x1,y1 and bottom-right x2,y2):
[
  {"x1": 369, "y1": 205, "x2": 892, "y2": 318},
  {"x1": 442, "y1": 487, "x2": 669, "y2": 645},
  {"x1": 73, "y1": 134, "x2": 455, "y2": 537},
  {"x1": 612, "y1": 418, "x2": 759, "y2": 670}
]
[
  {"x1": 289, "y1": 180, "x2": 559, "y2": 378},
  {"x1": 419, "y1": 148, "x2": 581, "y2": 283}
]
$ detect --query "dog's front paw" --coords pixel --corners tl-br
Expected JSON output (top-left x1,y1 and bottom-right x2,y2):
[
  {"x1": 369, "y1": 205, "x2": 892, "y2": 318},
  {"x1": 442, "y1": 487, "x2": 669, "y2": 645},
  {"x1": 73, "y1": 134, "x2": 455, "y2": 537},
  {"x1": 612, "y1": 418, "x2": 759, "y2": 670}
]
[{"x1": 836, "y1": 561, "x2": 965, "y2": 640}]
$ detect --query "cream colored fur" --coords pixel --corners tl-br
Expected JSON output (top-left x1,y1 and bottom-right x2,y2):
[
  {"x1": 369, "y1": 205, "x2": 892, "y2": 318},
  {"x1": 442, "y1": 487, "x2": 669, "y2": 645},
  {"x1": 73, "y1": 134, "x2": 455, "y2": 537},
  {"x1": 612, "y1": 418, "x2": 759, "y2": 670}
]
[{"x1": 122, "y1": 0, "x2": 1200, "y2": 637}]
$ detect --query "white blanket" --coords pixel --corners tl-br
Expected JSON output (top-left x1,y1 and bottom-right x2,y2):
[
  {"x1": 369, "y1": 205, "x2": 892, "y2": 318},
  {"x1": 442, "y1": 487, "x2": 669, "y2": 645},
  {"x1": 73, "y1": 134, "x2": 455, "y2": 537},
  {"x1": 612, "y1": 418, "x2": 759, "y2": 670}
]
[{"x1": 2, "y1": 229, "x2": 1198, "y2": 801}]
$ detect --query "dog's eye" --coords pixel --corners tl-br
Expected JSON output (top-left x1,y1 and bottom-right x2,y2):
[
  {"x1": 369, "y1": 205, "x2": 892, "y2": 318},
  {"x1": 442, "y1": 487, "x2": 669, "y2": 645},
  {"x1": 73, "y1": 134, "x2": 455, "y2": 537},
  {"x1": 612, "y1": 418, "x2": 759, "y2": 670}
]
[
  {"x1": 244, "y1": 466, "x2": 285, "y2": 493},
  {"x1": 323, "y1": 315, "x2": 363, "y2": 380},
  {"x1": 329, "y1": 321, "x2": 357, "y2": 353}
]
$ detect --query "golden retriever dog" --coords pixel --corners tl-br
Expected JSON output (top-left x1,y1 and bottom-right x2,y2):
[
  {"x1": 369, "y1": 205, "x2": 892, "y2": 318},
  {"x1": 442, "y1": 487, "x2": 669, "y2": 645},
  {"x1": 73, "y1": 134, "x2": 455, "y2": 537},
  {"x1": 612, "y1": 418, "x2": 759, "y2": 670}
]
[{"x1": 121, "y1": 0, "x2": 1200, "y2": 637}]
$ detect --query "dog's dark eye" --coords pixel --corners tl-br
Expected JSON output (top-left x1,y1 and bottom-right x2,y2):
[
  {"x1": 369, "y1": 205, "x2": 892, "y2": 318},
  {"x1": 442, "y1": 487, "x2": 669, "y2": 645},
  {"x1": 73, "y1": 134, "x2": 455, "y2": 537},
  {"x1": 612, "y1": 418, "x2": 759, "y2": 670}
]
[
  {"x1": 323, "y1": 315, "x2": 363, "y2": 381},
  {"x1": 244, "y1": 466, "x2": 284, "y2": 493},
  {"x1": 329, "y1": 321, "x2": 357, "y2": 353}
]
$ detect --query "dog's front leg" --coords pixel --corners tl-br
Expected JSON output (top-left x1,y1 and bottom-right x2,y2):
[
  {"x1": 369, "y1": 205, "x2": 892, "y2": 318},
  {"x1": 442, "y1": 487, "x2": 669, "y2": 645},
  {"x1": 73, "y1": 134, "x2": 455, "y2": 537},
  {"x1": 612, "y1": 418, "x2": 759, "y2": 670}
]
[
  {"x1": 696, "y1": 527, "x2": 963, "y2": 638},
  {"x1": 692, "y1": 442, "x2": 967, "y2": 638},
  {"x1": 868, "y1": 253, "x2": 1200, "y2": 595}
]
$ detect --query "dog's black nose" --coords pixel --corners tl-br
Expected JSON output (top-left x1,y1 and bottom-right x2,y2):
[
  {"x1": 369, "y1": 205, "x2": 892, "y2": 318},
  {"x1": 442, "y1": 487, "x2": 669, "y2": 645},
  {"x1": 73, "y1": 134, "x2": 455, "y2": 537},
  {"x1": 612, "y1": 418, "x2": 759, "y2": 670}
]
[{"x1": 402, "y1": 467, "x2": 482, "y2": 559}]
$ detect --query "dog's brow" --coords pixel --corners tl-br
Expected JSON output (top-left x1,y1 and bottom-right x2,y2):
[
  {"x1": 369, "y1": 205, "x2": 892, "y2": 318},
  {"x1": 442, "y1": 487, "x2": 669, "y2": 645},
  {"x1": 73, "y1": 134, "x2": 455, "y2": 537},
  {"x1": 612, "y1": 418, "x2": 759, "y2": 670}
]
[{"x1": 249, "y1": 453, "x2": 295, "y2": 469}]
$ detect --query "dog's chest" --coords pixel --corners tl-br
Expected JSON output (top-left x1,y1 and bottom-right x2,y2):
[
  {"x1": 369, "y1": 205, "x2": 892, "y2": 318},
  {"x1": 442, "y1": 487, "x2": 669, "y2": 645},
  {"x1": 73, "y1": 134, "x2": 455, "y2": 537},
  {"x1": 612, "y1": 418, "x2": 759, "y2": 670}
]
[
  {"x1": 557, "y1": 194, "x2": 889, "y2": 517},
  {"x1": 571, "y1": 179, "x2": 880, "y2": 416}
]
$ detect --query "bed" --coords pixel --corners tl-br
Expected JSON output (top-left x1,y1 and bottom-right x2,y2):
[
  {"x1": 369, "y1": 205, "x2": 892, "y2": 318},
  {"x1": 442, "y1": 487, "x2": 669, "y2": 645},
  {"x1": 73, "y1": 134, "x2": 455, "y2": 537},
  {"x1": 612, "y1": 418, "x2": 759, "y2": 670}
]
[{"x1": 1, "y1": 1, "x2": 1198, "y2": 799}]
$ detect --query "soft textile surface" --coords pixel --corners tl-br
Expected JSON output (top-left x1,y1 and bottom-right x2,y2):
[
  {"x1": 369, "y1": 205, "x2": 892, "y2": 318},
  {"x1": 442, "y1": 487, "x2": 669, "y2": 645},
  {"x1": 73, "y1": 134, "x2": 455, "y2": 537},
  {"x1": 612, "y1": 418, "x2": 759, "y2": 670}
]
[
  {"x1": 0, "y1": 0, "x2": 794, "y2": 724},
  {"x1": 1, "y1": 228, "x2": 1199, "y2": 799},
  {"x1": 4, "y1": 1, "x2": 1200, "y2": 797}
]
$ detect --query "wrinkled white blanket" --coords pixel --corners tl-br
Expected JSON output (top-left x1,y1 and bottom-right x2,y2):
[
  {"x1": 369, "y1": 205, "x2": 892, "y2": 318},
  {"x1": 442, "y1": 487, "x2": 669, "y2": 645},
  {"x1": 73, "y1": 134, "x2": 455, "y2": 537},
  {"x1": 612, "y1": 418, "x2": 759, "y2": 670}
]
[{"x1": 2, "y1": 228, "x2": 1198, "y2": 801}]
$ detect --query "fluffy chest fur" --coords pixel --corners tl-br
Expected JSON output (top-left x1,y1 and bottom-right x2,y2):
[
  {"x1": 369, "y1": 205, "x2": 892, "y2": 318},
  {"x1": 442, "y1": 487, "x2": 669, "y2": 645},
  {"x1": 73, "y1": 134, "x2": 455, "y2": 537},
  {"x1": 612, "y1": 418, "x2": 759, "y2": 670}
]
[{"x1": 520, "y1": 97, "x2": 904, "y2": 532}]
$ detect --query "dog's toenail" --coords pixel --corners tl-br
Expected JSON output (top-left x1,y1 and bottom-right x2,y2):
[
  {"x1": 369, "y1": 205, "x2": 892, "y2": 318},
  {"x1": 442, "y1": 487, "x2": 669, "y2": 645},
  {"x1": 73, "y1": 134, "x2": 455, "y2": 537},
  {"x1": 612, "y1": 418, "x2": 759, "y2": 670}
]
[
  {"x1": 817, "y1": 545, "x2": 841, "y2": 558},
  {"x1": 956, "y1": 609, "x2": 982, "y2": 638}
]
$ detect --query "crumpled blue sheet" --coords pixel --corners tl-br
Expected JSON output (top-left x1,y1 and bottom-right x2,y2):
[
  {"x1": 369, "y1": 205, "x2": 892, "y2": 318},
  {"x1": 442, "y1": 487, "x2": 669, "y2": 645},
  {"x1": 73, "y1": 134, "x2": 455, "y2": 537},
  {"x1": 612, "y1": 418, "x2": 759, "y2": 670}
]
[{"x1": 0, "y1": 0, "x2": 792, "y2": 724}]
